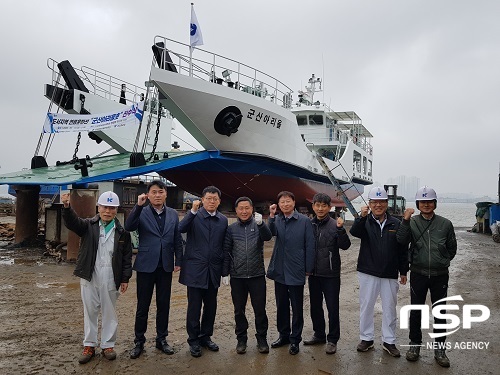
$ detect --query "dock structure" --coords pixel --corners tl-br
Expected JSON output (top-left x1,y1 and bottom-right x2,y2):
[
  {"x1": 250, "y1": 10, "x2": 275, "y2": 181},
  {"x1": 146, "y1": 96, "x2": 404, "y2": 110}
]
[{"x1": 11, "y1": 185, "x2": 40, "y2": 245}]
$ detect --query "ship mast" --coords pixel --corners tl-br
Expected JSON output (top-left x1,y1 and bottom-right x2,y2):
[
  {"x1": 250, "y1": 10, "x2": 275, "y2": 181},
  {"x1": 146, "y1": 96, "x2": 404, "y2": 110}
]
[{"x1": 306, "y1": 74, "x2": 322, "y2": 104}]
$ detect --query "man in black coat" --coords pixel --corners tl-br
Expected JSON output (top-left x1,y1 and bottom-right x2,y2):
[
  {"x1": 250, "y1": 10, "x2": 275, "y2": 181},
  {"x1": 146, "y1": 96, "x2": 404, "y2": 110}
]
[
  {"x1": 222, "y1": 197, "x2": 273, "y2": 355},
  {"x1": 303, "y1": 193, "x2": 351, "y2": 355},
  {"x1": 350, "y1": 186, "x2": 408, "y2": 358},
  {"x1": 179, "y1": 186, "x2": 228, "y2": 357}
]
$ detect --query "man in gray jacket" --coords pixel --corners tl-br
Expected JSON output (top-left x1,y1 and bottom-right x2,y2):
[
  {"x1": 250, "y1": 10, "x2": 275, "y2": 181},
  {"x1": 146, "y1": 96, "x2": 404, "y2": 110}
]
[
  {"x1": 397, "y1": 186, "x2": 457, "y2": 367},
  {"x1": 223, "y1": 197, "x2": 272, "y2": 355}
]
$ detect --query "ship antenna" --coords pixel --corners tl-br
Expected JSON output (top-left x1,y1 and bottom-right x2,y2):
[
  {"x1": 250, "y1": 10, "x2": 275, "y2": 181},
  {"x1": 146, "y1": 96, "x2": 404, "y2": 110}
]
[{"x1": 322, "y1": 53, "x2": 325, "y2": 105}]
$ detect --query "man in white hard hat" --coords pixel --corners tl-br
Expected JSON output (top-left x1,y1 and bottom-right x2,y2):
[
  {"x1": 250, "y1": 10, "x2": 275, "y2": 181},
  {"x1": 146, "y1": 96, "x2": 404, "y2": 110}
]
[
  {"x1": 350, "y1": 186, "x2": 408, "y2": 358},
  {"x1": 397, "y1": 186, "x2": 457, "y2": 367},
  {"x1": 62, "y1": 190, "x2": 132, "y2": 364}
]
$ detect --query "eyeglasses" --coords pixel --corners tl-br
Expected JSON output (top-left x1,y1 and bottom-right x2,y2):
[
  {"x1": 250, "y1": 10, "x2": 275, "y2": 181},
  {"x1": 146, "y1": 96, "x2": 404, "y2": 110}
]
[
  {"x1": 203, "y1": 197, "x2": 220, "y2": 202},
  {"x1": 369, "y1": 201, "x2": 387, "y2": 206}
]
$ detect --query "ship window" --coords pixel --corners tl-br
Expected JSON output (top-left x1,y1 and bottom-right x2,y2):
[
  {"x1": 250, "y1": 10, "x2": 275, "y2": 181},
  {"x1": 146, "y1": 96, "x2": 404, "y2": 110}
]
[
  {"x1": 353, "y1": 151, "x2": 361, "y2": 173},
  {"x1": 319, "y1": 148, "x2": 335, "y2": 161},
  {"x1": 326, "y1": 118, "x2": 335, "y2": 128},
  {"x1": 368, "y1": 160, "x2": 372, "y2": 176},
  {"x1": 296, "y1": 115, "x2": 307, "y2": 125},
  {"x1": 309, "y1": 114, "x2": 324, "y2": 125},
  {"x1": 363, "y1": 156, "x2": 367, "y2": 174}
]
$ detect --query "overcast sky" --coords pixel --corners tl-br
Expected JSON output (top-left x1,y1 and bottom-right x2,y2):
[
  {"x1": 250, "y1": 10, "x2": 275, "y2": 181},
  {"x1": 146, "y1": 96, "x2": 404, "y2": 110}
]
[{"x1": 0, "y1": 0, "x2": 498, "y2": 198}]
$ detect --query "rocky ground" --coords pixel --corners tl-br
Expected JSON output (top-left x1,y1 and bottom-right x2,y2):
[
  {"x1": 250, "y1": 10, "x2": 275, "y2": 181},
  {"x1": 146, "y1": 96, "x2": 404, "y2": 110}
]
[
  {"x1": 0, "y1": 216, "x2": 15, "y2": 240},
  {"x1": 0, "y1": 222, "x2": 499, "y2": 375}
]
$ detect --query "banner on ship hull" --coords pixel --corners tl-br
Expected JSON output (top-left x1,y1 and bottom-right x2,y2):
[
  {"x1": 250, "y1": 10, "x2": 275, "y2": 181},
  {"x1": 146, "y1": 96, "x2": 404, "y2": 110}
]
[{"x1": 42, "y1": 102, "x2": 143, "y2": 134}]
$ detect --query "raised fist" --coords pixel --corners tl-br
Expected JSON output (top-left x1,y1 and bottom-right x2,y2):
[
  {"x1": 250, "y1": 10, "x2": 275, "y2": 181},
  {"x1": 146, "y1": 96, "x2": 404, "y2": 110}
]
[
  {"x1": 403, "y1": 208, "x2": 415, "y2": 220},
  {"x1": 336, "y1": 217, "x2": 344, "y2": 227},
  {"x1": 61, "y1": 193, "x2": 70, "y2": 208},
  {"x1": 254, "y1": 212, "x2": 263, "y2": 225},
  {"x1": 137, "y1": 193, "x2": 148, "y2": 206},
  {"x1": 192, "y1": 200, "x2": 201, "y2": 212}
]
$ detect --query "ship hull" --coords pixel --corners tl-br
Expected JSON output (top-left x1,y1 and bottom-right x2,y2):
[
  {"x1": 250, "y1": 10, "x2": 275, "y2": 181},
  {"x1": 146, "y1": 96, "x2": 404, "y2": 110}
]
[{"x1": 158, "y1": 152, "x2": 364, "y2": 210}]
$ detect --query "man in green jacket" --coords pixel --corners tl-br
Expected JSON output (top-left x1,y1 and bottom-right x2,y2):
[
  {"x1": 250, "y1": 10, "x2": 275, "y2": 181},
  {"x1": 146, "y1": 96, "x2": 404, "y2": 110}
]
[{"x1": 396, "y1": 186, "x2": 457, "y2": 368}]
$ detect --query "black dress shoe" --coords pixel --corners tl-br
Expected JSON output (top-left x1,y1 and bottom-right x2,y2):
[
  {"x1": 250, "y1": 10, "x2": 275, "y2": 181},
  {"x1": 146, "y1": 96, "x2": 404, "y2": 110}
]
[
  {"x1": 156, "y1": 339, "x2": 174, "y2": 355},
  {"x1": 303, "y1": 335, "x2": 327, "y2": 345},
  {"x1": 289, "y1": 343, "x2": 300, "y2": 355},
  {"x1": 271, "y1": 337, "x2": 290, "y2": 348},
  {"x1": 129, "y1": 343, "x2": 144, "y2": 359},
  {"x1": 200, "y1": 339, "x2": 219, "y2": 352},
  {"x1": 189, "y1": 344, "x2": 202, "y2": 357}
]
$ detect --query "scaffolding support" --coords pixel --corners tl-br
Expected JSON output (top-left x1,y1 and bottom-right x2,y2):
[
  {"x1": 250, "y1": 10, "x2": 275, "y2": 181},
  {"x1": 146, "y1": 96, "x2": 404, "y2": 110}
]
[{"x1": 314, "y1": 153, "x2": 359, "y2": 218}]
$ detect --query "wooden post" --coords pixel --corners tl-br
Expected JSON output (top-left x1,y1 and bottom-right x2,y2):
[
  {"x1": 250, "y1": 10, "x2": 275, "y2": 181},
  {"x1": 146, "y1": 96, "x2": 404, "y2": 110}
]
[
  {"x1": 13, "y1": 185, "x2": 41, "y2": 244},
  {"x1": 66, "y1": 189, "x2": 99, "y2": 261}
]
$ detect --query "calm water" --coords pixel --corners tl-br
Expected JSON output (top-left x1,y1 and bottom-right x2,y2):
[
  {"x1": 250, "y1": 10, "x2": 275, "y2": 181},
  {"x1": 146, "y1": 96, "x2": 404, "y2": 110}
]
[{"x1": 346, "y1": 202, "x2": 479, "y2": 229}]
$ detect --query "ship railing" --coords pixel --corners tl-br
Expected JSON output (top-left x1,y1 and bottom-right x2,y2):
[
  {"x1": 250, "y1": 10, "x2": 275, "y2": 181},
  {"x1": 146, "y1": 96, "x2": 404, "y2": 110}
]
[
  {"x1": 301, "y1": 128, "x2": 346, "y2": 144},
  {"x1": 46, "y1": 58, "x2": 146, "y2": 106},
  {"x1": 153, "y1": 36, "x2": 294, "y2": 108},
  {"x1": 352, "y1": 136, "x2": 373, "y2": 155},
  {"x1": 46, "y1": 58, "x2": 173, "y2": 121},
  {"x1": 304, "y1": 128, "x2": 372, "y2": 155},
  {"x1": 304, "y1": 128, "x2": 353, "y2": 144}
]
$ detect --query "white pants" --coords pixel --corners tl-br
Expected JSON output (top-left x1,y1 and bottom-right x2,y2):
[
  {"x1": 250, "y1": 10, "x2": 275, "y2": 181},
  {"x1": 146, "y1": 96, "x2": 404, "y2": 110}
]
[
  {"x1": 358, "y1": 272, "x2": 399, "y2": 344},
  {"x1": 81, "y1": 280, "x2": 119, "y2": 348}
]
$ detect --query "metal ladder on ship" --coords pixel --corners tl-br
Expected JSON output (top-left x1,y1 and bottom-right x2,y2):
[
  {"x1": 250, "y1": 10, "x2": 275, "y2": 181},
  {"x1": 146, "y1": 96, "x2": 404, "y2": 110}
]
[{"x1": 314, "y1": 153, "x2": 360, "y2": 219}]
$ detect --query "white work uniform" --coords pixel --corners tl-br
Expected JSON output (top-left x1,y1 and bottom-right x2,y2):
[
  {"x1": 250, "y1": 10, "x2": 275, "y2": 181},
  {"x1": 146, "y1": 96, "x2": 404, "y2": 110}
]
[
  {"x1": 358, "y1": 272, "x2": 399, "y2": 344},
  {"x1": 358, "y1": 214, "x2": 399, "y2": 344},
  {"x1": 80, "y1": 222, "x2": 119, "y2": 349}
]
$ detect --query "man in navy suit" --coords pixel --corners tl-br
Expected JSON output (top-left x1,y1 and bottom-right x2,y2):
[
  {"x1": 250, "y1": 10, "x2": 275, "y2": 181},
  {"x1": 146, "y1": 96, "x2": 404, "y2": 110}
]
[
  {"x1": 267, "y1": 191, "x2": 315, "y2": 355},
  {"x1": 125, "y1": 180, "x2": 183, "y2": 359},
  {"x1": 179, "y1": 186, "x2": 228, "y2": 357}
]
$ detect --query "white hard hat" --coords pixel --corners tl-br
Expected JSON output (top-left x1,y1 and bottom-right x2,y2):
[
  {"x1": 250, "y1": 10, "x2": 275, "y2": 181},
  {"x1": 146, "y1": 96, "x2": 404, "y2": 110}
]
[
  {"x1": 368, "y1": 186, "x2": 388, "y2": 200},
  {"x1": 98, "y1": 191, "x2": 120, "y2": 207},
  {"x1": 415, "y1": 186, "x2": 437, "y2": 201}
]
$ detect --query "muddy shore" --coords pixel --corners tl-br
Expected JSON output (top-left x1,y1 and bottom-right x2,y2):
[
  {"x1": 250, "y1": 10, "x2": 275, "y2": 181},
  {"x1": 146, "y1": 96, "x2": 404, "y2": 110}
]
[{"x1": 0, "y1": 225, "x2": 499, "y2": 375}]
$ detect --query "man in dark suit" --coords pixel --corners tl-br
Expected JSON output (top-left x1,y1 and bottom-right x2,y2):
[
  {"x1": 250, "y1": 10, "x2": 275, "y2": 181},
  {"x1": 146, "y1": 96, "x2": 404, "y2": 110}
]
[
  {"x1": 179, "y1": 186, "x2": 228, "y2": 357},
  {"x1": 125, "y1": 180, "x2": 183, "y2": 359}
]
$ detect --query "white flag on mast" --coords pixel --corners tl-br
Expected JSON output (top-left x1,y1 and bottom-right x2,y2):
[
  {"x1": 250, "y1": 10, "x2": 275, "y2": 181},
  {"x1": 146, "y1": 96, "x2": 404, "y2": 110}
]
[{"x1": 190, "y1": 4, "x2": 204, "y2": 47}]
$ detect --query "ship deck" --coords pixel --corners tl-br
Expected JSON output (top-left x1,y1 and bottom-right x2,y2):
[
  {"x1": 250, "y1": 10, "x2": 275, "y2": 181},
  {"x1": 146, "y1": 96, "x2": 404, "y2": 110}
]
[{"x1": 0, "y1": 151, "x2": 203, "y2": 186}]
